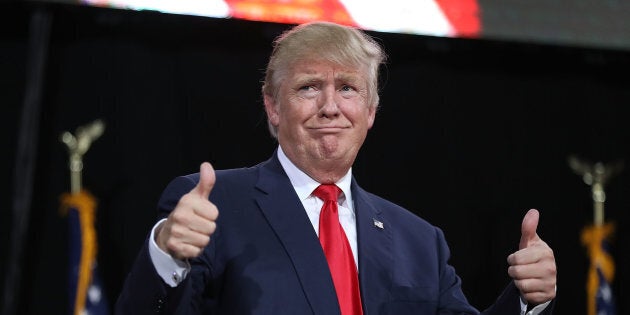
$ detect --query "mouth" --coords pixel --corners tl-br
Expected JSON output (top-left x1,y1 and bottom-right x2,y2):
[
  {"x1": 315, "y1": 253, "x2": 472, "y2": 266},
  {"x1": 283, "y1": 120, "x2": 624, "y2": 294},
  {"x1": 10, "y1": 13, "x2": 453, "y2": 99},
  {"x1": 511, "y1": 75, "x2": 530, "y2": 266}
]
[{"x1": 311, "y1": 126, "x2": 347, "y2": 133}]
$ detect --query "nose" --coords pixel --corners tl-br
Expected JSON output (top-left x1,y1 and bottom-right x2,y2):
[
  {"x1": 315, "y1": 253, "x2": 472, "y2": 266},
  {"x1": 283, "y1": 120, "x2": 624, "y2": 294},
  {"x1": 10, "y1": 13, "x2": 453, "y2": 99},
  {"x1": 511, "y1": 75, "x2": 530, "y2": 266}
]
[{"x1": 318, "y1": 87, "x2": 340, "y2": 118}]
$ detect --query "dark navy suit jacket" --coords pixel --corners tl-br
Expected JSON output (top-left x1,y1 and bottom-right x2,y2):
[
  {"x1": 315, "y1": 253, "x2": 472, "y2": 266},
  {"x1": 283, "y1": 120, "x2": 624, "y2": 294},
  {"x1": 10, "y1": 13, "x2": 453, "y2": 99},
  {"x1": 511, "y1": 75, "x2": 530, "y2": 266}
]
[{"x1": 116, "y1": 151, "x2": 553, "y2": 314}]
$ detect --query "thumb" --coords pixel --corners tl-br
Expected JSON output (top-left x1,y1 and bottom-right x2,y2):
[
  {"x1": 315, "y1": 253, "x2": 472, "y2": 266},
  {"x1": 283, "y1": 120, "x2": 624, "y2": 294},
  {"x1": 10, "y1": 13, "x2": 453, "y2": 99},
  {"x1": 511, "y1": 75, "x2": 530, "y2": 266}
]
[
  {"x1": 519, "y1": 209, "x2": 540, "y2": 249},
  {"x1": 192, "y1": 162, "x2": 215, "y2": 199}
]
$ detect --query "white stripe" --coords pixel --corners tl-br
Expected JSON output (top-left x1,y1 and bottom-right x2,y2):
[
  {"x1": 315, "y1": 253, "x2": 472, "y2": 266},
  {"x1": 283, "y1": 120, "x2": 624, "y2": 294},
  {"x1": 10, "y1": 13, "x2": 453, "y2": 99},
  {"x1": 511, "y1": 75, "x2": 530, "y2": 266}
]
[{"x1": 340, "y1": 0, "x2": 454, "y2": 36}]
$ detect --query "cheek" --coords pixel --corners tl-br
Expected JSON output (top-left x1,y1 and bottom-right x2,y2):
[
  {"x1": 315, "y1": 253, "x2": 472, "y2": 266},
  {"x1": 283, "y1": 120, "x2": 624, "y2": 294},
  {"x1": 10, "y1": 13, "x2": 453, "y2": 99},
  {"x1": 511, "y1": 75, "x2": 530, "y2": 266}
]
[
  {"x1": 284, "y1": 97, "x2": 317, "y2": 120},
  {"x1": 341, "y1": 102, "x2": 372, "y2": 123}
]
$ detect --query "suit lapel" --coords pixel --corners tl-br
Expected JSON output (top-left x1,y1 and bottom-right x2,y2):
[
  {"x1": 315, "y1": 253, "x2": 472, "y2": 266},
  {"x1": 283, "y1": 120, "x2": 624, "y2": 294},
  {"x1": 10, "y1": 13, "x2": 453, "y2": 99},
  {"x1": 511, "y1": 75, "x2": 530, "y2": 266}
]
[
  {"x1": 353, "y1": 182, "x2": 393, "y2": 314},
  {"x1": 254, "y1": 155, "x2": 341, "y2": 315}
]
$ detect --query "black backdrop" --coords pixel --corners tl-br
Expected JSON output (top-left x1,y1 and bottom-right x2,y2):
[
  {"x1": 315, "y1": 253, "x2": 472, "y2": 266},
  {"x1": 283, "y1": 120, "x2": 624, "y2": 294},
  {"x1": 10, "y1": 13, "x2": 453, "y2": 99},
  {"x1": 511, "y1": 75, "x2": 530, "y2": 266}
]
[{"x1": 2, "y1": 2, "x2": 629, "y2": 314}]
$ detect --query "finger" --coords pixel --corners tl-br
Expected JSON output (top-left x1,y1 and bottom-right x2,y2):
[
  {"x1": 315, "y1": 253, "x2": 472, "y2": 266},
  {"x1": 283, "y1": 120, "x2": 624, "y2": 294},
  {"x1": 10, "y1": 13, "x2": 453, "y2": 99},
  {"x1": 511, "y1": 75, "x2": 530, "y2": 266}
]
[
  {"x1": 168, "y1": 241, "x2": 206, "y2": 260},
  {"x1": 165, "y1": 225, "x2": 211, "y2": 258},
  {"x1": 187, "y1": 214, "x2": 217, "y2": 235},
  {"x1": 169, "y1": 200, "x2": 217, "y2": 231},
  {"x1": 513, "y1": 278, "x2": 556, "y2": 304},
  {"x1": 172, "y1": 229, "x2": 211, "y2": 249},
  {"x1": 175, "y1": 190, "x2": 219, "y2": 221},
  {"x1": 191, "y1": 198, "x2": 219, "y2": 222},
  {"x1": 156, "y1": 217, "x2": 206, "y2": 256},
  {"x1": 191, "y1": 162, "x2": 215, "y2": 199},
  {"x1": 519, "y1": 209, "x2": 540, "y2": 250},
  {"x1": 508, "y1": 244, "x2": 542, "y2": 266},
  {"x1": 507, "y1": 259, "x2": 547, "y2": 279}
]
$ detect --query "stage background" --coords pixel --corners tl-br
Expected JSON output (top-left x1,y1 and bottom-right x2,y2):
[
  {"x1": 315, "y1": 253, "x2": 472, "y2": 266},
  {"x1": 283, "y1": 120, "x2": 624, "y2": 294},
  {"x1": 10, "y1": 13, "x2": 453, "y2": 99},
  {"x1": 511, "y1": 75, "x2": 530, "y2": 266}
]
[{"x1": 1, "y1": 1, "x2": 629, "y2": 314}]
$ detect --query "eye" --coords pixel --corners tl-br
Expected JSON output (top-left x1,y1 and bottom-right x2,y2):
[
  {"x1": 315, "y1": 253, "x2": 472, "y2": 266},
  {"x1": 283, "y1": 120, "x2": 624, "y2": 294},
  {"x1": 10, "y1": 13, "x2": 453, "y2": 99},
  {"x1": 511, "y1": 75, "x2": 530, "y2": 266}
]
[
  {"x1": 340, "y1": 85, "x2": 355, "y2": 92},
  {"x1": 299, "y1": 85, "x2": 315, "y2": 91},
  {"x1": 339, "y1": 85, "x2": 360, "y2": 98},
  {"x1": 297, "y1": 85, "x2": 318, "y2": 98}
]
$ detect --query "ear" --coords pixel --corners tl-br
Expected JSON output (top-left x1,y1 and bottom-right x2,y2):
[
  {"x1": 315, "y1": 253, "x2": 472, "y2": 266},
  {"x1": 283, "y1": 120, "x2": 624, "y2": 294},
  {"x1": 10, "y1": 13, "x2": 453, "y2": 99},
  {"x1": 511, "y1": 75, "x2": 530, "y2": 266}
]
[
  {"x1": 366, "y1": 105, "x2": 376, "y2": 129},
  {"x1": 264, "y1": 94, "x2": 280, "y2": 126}
]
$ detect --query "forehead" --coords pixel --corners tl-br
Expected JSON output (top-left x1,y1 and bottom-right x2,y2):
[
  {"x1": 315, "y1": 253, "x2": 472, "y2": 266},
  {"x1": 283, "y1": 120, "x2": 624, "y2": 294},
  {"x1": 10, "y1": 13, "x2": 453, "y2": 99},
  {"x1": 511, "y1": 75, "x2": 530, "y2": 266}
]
[{"x1": 287, "y1": 59, "x2": 367, "y2": 81}]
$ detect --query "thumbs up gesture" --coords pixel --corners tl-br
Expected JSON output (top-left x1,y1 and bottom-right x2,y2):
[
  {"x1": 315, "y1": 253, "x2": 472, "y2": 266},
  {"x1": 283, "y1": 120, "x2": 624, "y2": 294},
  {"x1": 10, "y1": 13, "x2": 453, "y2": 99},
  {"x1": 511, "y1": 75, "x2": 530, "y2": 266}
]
[
  {"x1": 156, "y1": 162, "x2": 219, "y2": 260},
  {"x1": 507, "y1": 209, "x2": 557, "y2": 305}
]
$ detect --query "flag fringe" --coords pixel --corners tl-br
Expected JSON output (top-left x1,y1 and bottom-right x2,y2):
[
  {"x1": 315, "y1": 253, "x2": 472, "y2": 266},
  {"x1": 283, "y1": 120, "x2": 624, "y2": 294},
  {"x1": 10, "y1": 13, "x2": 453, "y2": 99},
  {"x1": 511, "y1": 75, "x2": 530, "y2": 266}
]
[
  {"x1": 581, "y1": 222, "x2": 615, "y2": 315},
  {"x1": 60, "y1": 190, "x2": 98, "y2": 315}
]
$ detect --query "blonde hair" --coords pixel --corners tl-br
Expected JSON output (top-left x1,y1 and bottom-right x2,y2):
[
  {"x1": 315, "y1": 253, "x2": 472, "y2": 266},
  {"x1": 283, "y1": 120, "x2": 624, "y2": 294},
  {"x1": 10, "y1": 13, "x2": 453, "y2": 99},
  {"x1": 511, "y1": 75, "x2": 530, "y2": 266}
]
[{"x1": 262, "y1": 21, "x2": 386, "y2": 138}]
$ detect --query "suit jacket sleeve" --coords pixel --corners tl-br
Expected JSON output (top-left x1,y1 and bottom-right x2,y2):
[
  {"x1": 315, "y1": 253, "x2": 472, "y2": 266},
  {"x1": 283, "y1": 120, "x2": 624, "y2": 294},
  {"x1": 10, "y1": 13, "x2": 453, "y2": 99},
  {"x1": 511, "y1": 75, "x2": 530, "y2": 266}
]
[
  {"x1": 481, "y1": 282, "x2": 555, "y2": 315},
  {"x1": 115, "y1": 175, "x2": 203, "y2": 315}
]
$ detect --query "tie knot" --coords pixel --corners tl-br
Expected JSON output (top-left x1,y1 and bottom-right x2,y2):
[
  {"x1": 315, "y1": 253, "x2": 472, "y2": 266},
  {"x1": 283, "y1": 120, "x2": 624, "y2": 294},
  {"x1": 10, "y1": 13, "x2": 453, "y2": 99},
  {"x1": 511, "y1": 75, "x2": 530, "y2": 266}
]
[{"x1": 313, "y1": 184, "x2": 341, "y2": 202}]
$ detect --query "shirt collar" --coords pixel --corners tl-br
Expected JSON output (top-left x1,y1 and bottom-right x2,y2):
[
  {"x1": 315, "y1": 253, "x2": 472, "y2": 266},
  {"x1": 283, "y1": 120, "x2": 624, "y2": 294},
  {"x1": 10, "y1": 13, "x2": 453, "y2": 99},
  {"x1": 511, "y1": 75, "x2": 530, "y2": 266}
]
[{"x1": 277, "y1": 145, "x2": 353, "y2": 206}]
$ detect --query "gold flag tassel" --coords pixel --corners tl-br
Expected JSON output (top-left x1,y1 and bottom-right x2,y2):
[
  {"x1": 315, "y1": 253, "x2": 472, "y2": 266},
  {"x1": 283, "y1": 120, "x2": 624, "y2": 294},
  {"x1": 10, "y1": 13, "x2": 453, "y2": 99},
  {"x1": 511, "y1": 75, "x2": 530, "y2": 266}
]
[
  {"x1": 59, "y1": 190, "x2": 98, "y2": 315},
  {"x1": 581, "y1": 222, "x2": 615, "y2": 315}
]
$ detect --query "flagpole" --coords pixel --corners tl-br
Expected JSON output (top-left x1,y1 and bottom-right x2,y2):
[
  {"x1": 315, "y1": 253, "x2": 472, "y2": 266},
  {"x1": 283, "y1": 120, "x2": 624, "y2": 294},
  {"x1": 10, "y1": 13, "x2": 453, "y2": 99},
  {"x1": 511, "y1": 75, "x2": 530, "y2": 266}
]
[
  {"x1": 568, "y1": 155, "x2": 622, "y2": 315},
  {"x1": 60, "y1": 119, "x2": 108, "y2": 315},
  {"x1": 591, "y1": 163, "x2": 609, "y2": 227}
]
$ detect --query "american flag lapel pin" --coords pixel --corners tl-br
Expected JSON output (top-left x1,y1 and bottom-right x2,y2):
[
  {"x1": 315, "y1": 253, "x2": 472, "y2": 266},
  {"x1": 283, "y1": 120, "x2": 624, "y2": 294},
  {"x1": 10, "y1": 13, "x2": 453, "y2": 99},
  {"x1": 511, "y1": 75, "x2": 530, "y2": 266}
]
[{"x1": 373, "y1": 218, "x2": 384, "y2": 229}]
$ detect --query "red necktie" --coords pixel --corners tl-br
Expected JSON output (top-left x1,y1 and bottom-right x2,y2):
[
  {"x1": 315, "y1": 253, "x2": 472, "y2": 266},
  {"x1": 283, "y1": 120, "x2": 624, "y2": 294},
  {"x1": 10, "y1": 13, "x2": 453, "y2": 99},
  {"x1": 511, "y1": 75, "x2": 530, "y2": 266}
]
[{"x1": 313, "y1": 184, "x2": 363, "y2": 315}]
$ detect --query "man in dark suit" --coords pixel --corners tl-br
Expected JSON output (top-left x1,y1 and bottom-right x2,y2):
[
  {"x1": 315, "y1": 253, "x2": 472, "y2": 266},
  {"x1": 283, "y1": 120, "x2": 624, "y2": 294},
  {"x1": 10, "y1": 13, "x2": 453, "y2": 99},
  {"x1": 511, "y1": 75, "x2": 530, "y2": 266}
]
[{"x1": 116, "y1": 21, "x2": 556, "y2": 314}]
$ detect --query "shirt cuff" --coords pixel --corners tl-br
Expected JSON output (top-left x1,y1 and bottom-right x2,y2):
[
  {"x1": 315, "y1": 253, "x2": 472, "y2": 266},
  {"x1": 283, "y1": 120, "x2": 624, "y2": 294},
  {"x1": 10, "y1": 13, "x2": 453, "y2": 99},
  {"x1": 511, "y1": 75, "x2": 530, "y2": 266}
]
[{"x1": 148, "y1": 218, "x2": 191, "y2": 287}]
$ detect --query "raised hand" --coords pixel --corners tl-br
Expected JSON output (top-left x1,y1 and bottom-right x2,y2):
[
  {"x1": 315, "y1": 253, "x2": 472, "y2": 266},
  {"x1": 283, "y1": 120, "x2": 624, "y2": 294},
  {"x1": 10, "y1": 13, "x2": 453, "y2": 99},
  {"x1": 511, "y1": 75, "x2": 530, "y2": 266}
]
[
  {"x1": 507, "y1": 209, "x2": 557, "y2": 305},
  {"x1": 156, "y1": 162, "x2": 219, "y2": 260}
]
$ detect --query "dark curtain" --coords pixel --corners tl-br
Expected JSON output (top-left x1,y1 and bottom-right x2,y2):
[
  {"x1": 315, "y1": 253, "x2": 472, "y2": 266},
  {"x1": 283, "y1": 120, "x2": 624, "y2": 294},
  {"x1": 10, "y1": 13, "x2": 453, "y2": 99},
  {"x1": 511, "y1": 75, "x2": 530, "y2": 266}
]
[{"x1": 1, "y1": 2, "x2": 629, "y2": 314}]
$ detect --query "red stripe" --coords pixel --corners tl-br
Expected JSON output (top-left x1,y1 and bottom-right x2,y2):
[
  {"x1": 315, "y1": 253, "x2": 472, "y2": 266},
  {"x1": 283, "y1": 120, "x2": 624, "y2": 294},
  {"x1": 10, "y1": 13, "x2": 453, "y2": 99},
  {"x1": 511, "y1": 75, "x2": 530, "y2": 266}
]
[
  {"x1": 434, "y1": 0, "x2": 481, "y2": 37},
  {"x1": 225, "y1": 0, "x2": 357, "y2": 27}
]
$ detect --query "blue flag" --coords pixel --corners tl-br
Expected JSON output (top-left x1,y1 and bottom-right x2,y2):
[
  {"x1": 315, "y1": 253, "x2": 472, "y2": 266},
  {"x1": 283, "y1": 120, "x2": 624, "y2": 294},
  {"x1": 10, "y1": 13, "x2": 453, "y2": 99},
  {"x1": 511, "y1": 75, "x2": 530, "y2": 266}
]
[
  {"x1": 61, "y1": 190, "x2": 110, "y2": 315},
  {"x1": 581, "y1": 223, "x2": 616, "y2": 315},
  {"x1": 596, "y1": 268, "x2": 616, "y2": 315}
]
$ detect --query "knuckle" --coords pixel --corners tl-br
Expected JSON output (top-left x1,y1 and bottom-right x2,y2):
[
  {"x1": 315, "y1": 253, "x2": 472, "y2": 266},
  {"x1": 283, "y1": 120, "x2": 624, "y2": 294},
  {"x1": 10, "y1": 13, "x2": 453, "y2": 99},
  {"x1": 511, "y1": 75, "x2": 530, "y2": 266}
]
[
  {"x1": 170, "y1": 225, "x2": 185, "y2": 238},
  {"x1": 507, "y1": 266, "x2": 515, "y2": 277},
  {"x1": 210, "y1": 205, "x2": 219, "y2": 220},
  {"x1": 171, "y1": 210, "x2": 188, "y2": 223},
  {"x1": 200, "y1": 235, "x2": 211, "y2": 247},
  {"x1": 208, "y1": 221, "x2": 217, "y2": 234},
  {"x1": 188, "y1": 246, "x2": 202, "y2": 258},
  {"x1": 179, "y1": 193, "x2": 194, "y2": 204},
  {"x1": 166, "y1": 239, "x2": 181, "y2": 254}
]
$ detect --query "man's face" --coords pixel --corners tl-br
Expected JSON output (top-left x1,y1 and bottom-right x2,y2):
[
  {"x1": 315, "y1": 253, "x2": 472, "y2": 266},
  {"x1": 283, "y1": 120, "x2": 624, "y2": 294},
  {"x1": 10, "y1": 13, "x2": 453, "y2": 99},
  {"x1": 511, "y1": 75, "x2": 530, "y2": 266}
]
[{"x1": 264, "y1": 59, "x2": 376, "y2": 181}]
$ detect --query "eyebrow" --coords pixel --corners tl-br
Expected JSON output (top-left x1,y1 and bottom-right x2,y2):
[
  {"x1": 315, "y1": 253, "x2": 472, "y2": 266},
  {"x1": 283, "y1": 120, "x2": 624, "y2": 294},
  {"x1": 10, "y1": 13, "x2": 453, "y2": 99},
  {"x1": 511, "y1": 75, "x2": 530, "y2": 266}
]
[
  {"x1": 292, "y1": 71, "x2": 363, "y2": 86},
  {"x1": 293, "y1": 75, "x2": 322, "y2": 86},
  {"x1": 336, "y1": 73, "x2": 363, "y2": 85}
]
